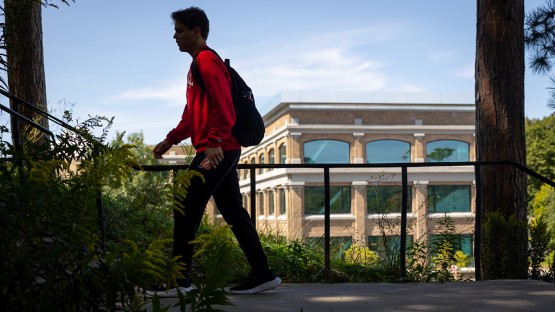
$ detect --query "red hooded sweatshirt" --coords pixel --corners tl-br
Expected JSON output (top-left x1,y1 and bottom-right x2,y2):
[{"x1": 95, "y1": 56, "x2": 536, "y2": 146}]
[{"x1": 165, "y1": 48, "x2": 241, "y2": 152}]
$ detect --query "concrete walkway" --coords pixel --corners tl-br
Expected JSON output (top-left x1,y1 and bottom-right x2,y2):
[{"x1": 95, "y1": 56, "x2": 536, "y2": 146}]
[{"x1": 149, "y1": 280, "x2": 555, "y2": 312}]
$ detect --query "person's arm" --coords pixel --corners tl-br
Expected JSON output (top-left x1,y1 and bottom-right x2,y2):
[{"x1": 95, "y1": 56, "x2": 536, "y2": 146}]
[
  {"x1": 153, "y1": 98, "x2": 191, "y2": 159},
  {"x1": 152, "y1": 139, "x2": 172, "y2": 159},
  {"x1": 165, "y1": 104, "x2": 191, "y2": 145}
]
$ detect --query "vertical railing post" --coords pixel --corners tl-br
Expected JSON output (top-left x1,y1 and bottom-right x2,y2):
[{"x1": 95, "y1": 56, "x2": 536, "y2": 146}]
[
  {"x1": 474, "y1": 164, "x2": 482, "y2": 281},
  {"x1": 324, "y1": 166, "x2": 331, "y2": 282},
  {"x1": 250, "y1": 167, "x2": 257, "y2": 226},
  {"x1": 399, "y1": 166, "x2": 408, "y2": 281}
]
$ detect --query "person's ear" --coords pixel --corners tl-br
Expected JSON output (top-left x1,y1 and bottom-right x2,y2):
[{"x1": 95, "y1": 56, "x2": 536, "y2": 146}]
[{"x1": 193, "y1": 26, "x2": 201, "y2": 37}]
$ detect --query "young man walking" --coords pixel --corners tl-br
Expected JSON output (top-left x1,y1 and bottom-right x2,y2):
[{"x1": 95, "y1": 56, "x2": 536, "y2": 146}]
[{"x1": 148, "y1": 7, "x2": 280, "y2": 297}]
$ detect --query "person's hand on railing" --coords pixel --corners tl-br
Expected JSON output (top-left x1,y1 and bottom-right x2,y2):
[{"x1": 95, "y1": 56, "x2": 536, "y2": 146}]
[{"x1": 152, "y1": 140, "x2": 172, "y2": 159}]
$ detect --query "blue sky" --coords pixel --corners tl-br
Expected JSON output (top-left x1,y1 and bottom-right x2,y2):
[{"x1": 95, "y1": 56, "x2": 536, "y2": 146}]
[{"x1": 0, "y1": 0, "x2": 552, "y2": 144}]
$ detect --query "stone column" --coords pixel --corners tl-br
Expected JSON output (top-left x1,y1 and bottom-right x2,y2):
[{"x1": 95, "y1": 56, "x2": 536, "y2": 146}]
[
  {"x1": 287, "y1": 182, "x2": 305, "y2": 241},
  {"x1": 352, "y1": 181, "x2": 368, "y2": 246},
  {"x1": 413, "y1": 181, "x2": 429, "y2": 242},
  {"x1": 353, "y1": 133, "x2": 365, "y2": 164},
  {"x1": 414, "y1": 133, "x2": 426, "y2": 162}
]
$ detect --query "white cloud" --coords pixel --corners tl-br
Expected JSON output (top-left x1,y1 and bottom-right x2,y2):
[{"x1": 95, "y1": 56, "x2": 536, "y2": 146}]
[
  {"x1": 227, "y1": 26, "x2": 397, "y2": 98},
  {"x1": 429, "y1": 51, "x2": 454, "y2": 62},
  {"x1": 104, "y1": 25, "x2": 399, "y2": 108},
  {"x1": 105, "y1": 78, "x2": 187, "y2": 106}
]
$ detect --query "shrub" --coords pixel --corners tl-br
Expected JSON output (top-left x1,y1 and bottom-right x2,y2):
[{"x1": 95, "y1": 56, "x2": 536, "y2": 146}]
[
  {"x1": 343, "y1": 243, "x2": 378, "y2": 266},
  {"x1": 0, "y1": 118, "x2": 182, "y2": 311}
]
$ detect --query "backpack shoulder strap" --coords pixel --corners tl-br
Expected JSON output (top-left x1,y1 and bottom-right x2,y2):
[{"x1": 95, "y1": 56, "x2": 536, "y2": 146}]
[{"x1": 191, "y1": 47, "x2": 226, "y2": 90}]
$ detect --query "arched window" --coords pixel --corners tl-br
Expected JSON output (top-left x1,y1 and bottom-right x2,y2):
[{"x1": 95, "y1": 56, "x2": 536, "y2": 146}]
[
  {"x1": 268, "y1": 148, "x2": 275, "y2": 171},
  {"x1": 279, "y1": 143, "x2": 287, "y2": 164},
  {"x1": 366, "y1": 140, "x2": 411, "y2": 163},
  {"x1": 426, "y1": 140, "x2": 469, "y2": 162},
  {"x1": 304, "y1": 140, "x2": 350, "y2": 164}
]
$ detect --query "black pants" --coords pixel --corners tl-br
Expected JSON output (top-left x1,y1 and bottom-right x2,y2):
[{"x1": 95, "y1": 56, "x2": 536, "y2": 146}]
[{"x1": 172, "y1": 150, "x2": 270, "y2": 282}]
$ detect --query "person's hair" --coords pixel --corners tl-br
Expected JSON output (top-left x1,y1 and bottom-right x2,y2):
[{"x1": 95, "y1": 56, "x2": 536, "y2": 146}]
[{"x1": 171, "y1": 7, "x2": 209, "y2": 40}]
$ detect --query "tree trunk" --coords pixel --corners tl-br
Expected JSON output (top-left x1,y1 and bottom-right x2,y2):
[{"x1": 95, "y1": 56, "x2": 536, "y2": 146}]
[
  {"x1": 476, "y1": 0, "x2": 528, "y2": 279},
  {"x1": 5, "y1": 0, "x2": 49, "y2": 145}
]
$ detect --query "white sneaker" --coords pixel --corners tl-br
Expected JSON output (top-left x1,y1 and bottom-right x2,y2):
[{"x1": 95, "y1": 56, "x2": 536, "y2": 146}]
[{"x1": 230, "y1": 273, "x2": 281, "y2": 295}]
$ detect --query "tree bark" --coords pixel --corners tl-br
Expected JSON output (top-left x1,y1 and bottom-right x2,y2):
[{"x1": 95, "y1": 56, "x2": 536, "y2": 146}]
[
  {"x1": 476, "y1": 0, "x2": 528, "y2": 279},
  {"x1": 5, "y1": 0, "x2": 49, "y2": 145}
]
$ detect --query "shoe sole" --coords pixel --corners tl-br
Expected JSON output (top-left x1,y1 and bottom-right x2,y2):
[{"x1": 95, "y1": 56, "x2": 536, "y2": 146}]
[{"x1": 230, "y1": 277, "x2": 281, "y2": 295}]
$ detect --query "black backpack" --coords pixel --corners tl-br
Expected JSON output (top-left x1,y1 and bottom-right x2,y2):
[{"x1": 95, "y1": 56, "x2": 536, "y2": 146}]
[{"x1": 191, "y1": 48, "x2": 265, "y2": 147}]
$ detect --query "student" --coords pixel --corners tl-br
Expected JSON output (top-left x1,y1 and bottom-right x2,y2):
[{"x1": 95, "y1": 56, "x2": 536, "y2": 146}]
[{"x1": 148, "y1": 6, "x2": 280, "y2": 297}]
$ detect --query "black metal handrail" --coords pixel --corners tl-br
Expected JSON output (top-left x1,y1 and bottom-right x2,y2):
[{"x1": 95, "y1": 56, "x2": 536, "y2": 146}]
[
  {"x1": 138, "y1": 160, "x2": 555, "y2": 282},
  {"x1": 0, "y1": 89, "x2": 107, "y2": 250},
  {"x1": 0, "y1": 88, "x2": 83, "y2": 138}
]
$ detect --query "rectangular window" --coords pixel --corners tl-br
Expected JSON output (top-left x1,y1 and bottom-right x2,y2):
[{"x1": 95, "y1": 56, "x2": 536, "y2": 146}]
[
  {"x1": 429, "y1": 234, "x2": 473, "y2": 257},
  {"x1": 304, "y1": 186, "x2": 351, "y2": 215},
  {"x1": 367, "y1": 185, "x2": 412, "y2": 214},
  {"x1": 279, "y1": 188, "x2": 286, "y2": 215},
  {"x1": 368, "y1": 235, "x2": 413, "y2": 259},
  {"x1": 268, "y1": 191, "x2": 275, "y2": 215},
  {"x1": 305, "y1": 236, "x2": 352, "y2": 260},
  {"x1": 428, "y1": 185, "x2": 471, "y2": 213},
  {"x1": 257, "y1": 193, "x2": 264, "y2": 216}
]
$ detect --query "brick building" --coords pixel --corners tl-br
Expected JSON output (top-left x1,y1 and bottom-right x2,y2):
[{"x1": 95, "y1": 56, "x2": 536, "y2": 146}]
[{"x1": 166, "y1": 91, "x2": 476, "y2": 261}]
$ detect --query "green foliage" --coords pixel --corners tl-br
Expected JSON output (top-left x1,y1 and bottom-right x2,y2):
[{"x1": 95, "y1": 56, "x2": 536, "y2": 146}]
[
  {"x1": 176, "y1": 225, "x2": 235, "y2": 312},
  {"x1": 530, "y1": 184, "x2": 555, "y2": 247},
  {"x1": 172, "y1": 169, "x2": 204, "y2": 215},
  {"x1": 102, "y1": 132, "x2": 174, "y2": 247},
  {"x1": 405, "y1": 240, "x2": 435, "y2": 282},
  {"x1": 264, "y1": 236, "x2": 325, "y2": 283},
  {"x1": 343, "y1": 243, "x2": 378, "y2": 266},
  {"x1": 482, "y1": 211, "x2": 528, "y2": 279},
  {"x1": 528, "y1": 216, "x2": 553, "y2": 280},
  {"x1": 430, "y1": 216, "x2": 460, "y2": 282},
  {"x1": 525, "y1": 116, "x2": 555, "y2": 199},
  {"x1": 454, "y1": 250, "x2": 470, "y2": 268},
  {"x1": 404, "y1": 216, "x2": 463, "y2": 282},
  {"x1": 426, "y1": 147, "x2": 454, "y2": 162},
  {"x1": 0, "y1": 117, "x2": 182, "y2": 311}
]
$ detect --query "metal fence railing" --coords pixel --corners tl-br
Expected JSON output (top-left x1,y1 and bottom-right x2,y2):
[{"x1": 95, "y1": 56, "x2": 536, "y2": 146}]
[{"x1": 139, "y1": 160, "x2": 555, "y2": 282}]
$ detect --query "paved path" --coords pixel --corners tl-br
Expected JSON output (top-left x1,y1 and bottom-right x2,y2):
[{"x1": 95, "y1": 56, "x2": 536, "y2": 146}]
[{"x1": 148, "y1": 280, "x2": 555, "y2": 312}]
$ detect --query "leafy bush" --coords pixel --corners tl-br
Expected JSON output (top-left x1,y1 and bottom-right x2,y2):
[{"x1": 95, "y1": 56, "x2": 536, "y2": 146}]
[
  {"x1": 0, "y1": 118, "x2": 182, "y2": 311},
  {"x1": 482, "y1": 211, "x2": 528, "y2": 279},
  {"x1": 263, "y1": 236, "x2": 325, "y2": 283},
  {"x1": 528, "y1": 216, "x2": 553, "y2": 281},
  {"x1": 343, "y1": 243, "x2": 378, "y2": 266},
  {"x1": 177, "y1": 225, "x2": 236, "y2": 311}
]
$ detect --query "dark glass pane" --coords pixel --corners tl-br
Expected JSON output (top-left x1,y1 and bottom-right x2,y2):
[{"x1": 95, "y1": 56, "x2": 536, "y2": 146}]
[
  {"x1": 304, "y1": 186, "x2": 351, "y2": 215},
  {"x1": 367, "y1": 185, "x2": 412, "y2": 214},
  {"x1": 428, "y1": 185, "x2": 471, "y2": 213}
]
